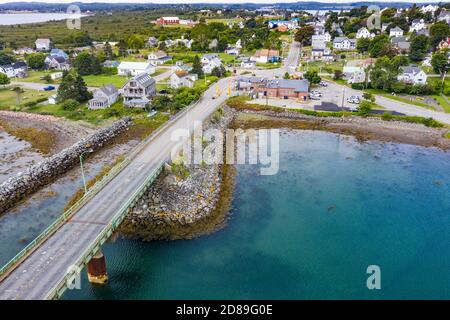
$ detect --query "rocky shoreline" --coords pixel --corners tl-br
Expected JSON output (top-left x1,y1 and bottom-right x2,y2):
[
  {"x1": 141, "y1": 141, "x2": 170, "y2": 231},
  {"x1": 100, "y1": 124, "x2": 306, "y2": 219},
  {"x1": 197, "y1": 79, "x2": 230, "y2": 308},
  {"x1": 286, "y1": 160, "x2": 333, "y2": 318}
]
[
  {"x1": 0, "y1": 117, "x2": 132, "y2": 215},
  {"x1": 119, "y1": 106, "x2": 237, "y2": 241}
]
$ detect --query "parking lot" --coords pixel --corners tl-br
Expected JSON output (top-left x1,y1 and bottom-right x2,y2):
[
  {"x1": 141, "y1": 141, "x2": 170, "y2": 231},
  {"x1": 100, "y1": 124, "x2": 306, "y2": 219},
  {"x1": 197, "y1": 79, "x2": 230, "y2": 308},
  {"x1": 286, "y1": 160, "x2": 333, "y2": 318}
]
[{"x1": 247, "y1": 80, "x2": 365, "y2": 112}]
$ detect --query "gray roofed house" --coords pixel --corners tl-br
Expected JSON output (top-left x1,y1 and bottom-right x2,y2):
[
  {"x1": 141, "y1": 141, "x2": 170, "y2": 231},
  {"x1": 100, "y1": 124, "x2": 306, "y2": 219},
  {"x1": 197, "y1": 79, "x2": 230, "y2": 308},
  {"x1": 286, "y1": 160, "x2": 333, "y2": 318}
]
[
  {"x1": 438, "y1": 10, "x2": 450, "y2": 24},
  {"x1": 121, "y1": 73, "x2": 156, "y2": 108},
  {"x1": 44, "y1": 55, "x2": 71, "y2": 70},
  {"x1": 88, "y1": 85, "x2": 119, "y2": 110},
  {"x1": 391, "y1": 36, "x2": 410, "y2": 53},
  {"x1": 389, "y1": 26, "x2": 404, "y2": 37},
  {"x1": 333, "y1": 37, "x2": 356, "y2": 50},
  {"x1": 397, "y1": 64, "x2": 428, "y2": 85}
]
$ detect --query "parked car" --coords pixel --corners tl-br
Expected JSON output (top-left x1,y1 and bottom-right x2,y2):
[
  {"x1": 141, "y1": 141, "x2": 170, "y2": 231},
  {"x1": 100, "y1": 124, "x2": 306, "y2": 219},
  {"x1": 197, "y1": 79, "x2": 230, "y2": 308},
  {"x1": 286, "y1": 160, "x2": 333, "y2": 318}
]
[
  {"x1": 309, "y1": 94, "x2": 321, "y2": 100},
  {"x1": 347, "y1": 96, "x2": 360, "y2": 104},
  {"x1": 320, "y1": 81, "x2": 328, "y2": 87},
  {"x1": 43, "y1": 85, "x2": 55, "y2": 91},
  {"x1": 310, "y1": 90, "x2": 322, "y2": 97}
]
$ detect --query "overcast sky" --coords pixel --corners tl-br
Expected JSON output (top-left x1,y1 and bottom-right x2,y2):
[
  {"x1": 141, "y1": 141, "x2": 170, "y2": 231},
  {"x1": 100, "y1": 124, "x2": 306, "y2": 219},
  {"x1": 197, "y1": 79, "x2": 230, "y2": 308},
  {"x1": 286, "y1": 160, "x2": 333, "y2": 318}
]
[{"x1": 0, "y1": 0, "x2": 441, "y2": 4}]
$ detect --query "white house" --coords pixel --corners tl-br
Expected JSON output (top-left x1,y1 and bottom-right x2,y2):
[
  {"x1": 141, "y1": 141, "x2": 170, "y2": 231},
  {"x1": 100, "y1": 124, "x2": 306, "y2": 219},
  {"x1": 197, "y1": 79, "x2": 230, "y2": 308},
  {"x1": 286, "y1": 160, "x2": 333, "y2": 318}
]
[
  {"x1": 44, "y1": 56, "x2": 71, "y2": 71},
  {"x1": 312, "y1": 34, "x2": 327, "y2": 49},
  {"x1": 356, "y1": 27, "x2": 374, "y2": 39},
  {"x1": 397, "y1": 65, "x2": 428, "y2": 85},
  {"x1": 170, "y1": 71, "x2": 198, "y2": 89},
  {"x1": 88, "y1": 85, "x2": 119, "y2": 110},
  {"x1": 117, "y1": 61, "x2": 155, "y2": 76},
  {"x1": 147, "y1": 50, "x2": 171, "y2": 65},
  {"x1": 0, "y1": 65, "x2": 15, "y2": 78},
  {"x1": 421, "y1": 4, "x2": 439, "y2": 14},
  {"x1": 438, "y1": 10, "x2": 450, "y2": 24},
  {"x1": 250, "y1": 49, "x2": 280, "y2": 63},
  {"x1": 410, "y1": 19, "x2": 426, "y2": 33},
  {"x1": 389, "y1": 26, "x2": 404, "y2": 38},
  {"x1": 240, "y1": 59, "x2": 256, "y2": 69},
  {"x1": 333, "y1": 37, "x2": 356, "y2": 50},
  {"x1": 35, "y1": 38, "x2": 52, "y2": 51},
  {"x1": 201, "y1": 54, "x2": 222, "y2": 74}
]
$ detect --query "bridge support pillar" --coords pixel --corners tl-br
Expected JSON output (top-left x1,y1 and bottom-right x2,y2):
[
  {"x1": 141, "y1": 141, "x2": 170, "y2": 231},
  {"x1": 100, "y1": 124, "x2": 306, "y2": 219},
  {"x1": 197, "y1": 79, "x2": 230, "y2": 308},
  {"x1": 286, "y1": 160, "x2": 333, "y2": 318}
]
[{"x1": 87, "y1": 250, "x2": 108, "y2": 284}]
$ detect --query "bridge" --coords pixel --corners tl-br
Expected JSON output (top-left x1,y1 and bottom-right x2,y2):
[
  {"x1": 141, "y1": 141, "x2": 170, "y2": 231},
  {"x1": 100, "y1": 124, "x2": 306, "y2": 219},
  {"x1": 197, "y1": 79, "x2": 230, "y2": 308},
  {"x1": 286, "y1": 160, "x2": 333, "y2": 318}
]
[{"x1": 0, "y1": 43, "x2": 301, "y2": 300}]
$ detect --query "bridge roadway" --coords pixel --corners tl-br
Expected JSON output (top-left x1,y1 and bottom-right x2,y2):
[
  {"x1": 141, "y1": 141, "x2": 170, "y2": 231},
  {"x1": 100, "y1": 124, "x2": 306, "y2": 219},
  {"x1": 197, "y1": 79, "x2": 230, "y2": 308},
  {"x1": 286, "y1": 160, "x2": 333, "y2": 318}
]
[{"x1": 0, "y1": 43, "x2": 302, "y2": 300}]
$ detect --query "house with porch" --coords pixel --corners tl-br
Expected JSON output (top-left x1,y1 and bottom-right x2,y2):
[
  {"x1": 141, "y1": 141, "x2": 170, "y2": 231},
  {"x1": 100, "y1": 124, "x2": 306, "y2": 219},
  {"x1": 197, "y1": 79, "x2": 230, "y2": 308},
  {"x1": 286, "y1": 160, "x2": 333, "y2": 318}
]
[
  {"x1": 397, "y1": 65, "x2": 428, "y2": 85},
  {"x1": 170, "y1": 70, "x2": 198, "y2": 89},
  {"x1": 88, "y1": 85, "x2": 119, "y2": 110},
  {"x1": 121, "y1": 73, "x2": 156, "y2": 108}
]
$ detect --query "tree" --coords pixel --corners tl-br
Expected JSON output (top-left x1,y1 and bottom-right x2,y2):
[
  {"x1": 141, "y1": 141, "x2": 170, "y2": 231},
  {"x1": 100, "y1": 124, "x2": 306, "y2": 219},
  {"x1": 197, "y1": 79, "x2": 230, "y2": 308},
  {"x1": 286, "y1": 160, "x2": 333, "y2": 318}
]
[
  {"x1": 127, "y1": 34, "x2": 144, "y2": 51},
  {"x1": 304, "y1": 70, "x2": 321, "y2": 84},
  {"x1": 429, "y1": 23, "x2": 450, "y2": 50},
  {"x1": 104, "y1": 41, "x2": 114, "y2": 60},
  {"x1": 431, "y1": 50, "x2": 449, "y2": 93},
  {"x1": 0, "y1": 73, "x2": 10, "y2": 86},
  {"x1": 118, "y1": 39, "x2": 128, "y2": 57},
  {"x1": 283, "y1": 72, "x2": 290, "y2": 79},
  {"x1": 0, "y1": 51, "x2": 14, "y2": 65},
  {"x1": 368, "y1": 35, "x2": 390, "y2": 58},
  {"x1": 26, "y1": 53, "x2": 46, "y2": 70},
  {"x1": 356, "y1": 38, "x2": 371, "y2": 54},
  {"x1": 409, "y1": 34, "x2": 429, "y2": 62},
  {"x1": 73, "y1": 52, "x2": 102, "y2": 76},
  {"x1": 57, "y1": 71, "x2": 91, "y2": 103},
  {"x1": 358, "y1": 100, "x2": 374, "y2": 116},
  {"x1": 191, "y1": 55, "x2": 204, "y2": 78},
  {"x1": 334, "y1": 70, "x2": 344, "y2": 81},
  {"x1": 363, "y1": 92, "x2": 375, "y2": 102},
  {"x1": 294, "y1": 26, "x2": 315, "y2": 46}
]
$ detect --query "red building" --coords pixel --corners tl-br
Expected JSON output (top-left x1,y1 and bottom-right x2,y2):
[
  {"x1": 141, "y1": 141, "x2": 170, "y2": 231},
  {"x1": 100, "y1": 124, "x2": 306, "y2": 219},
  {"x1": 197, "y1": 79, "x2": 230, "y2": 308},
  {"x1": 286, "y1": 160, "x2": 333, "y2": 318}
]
[{"x1": 156, "y1": 17, "x2": 180, "y2": 25}]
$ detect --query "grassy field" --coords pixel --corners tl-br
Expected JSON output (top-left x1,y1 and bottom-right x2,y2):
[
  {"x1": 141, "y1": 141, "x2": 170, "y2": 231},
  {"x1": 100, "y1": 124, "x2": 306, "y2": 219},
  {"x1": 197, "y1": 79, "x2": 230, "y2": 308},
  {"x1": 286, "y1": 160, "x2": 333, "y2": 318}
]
[
  {"x1": 0, "y1": 88, "x2": 52, "y2": 109},
  {"x1": 19, "y1": 70, "x2": 62, "y2": 84},
  {"x1": 82, "y1": 74, "x2": 128, "y2": 88},
  {"x1": 206, "y1": 18, "x2": 243, "y2": 24},
  {"x1": 300, "y1": 60, "x2": 344, "y2": 73}
]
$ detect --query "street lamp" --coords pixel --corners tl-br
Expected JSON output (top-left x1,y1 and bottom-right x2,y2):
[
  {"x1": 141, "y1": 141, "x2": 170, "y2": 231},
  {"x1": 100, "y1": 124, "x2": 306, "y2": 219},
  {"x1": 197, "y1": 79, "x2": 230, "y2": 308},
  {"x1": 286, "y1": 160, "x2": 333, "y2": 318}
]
[{"x1": 80, "y1": 148, "x2": 94, "y2": 195}]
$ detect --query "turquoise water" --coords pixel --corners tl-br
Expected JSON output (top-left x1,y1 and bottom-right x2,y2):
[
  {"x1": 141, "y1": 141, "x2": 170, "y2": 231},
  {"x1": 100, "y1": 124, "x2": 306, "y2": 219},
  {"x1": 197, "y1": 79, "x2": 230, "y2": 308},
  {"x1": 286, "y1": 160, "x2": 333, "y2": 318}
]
[{"x1": 64, "y1": 130, "x2": 450, "y2": 299}]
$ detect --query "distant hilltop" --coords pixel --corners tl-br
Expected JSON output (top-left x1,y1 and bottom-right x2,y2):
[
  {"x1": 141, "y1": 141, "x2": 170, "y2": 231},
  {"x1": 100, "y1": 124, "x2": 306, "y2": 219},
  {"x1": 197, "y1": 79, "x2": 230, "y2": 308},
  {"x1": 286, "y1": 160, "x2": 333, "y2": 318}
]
[{"x1": 0, "y1": 2, "x2": 437, "y2": 13}]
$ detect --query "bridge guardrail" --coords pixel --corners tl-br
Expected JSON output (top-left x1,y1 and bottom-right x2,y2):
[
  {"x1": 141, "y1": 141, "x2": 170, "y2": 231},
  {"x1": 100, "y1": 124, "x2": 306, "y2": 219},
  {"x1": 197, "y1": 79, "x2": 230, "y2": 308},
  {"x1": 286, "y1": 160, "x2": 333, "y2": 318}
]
[
  {"x1": 0, "y1": 97, "x2": 203, "y2": 281},
  {"x1": 46, "y1": 162, "x2": 165, "y2": 299}
]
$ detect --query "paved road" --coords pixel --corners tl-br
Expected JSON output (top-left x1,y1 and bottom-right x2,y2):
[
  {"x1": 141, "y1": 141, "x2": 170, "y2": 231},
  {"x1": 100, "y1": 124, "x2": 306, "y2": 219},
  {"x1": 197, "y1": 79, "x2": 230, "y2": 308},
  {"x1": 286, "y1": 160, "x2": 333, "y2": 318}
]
[{"x1": 324, "y1": 81, "x2": 450, "y2": 124}]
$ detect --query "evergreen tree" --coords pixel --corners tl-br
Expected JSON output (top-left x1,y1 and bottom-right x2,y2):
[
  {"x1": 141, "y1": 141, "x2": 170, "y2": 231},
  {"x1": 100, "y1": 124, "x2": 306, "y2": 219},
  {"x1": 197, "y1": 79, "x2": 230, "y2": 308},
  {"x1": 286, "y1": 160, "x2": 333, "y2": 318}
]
[
  {"x1": 57, "y1": 71, "x2": 91, "y2": 103},
  {"x1": 104, "y1": 41, "x2": 114, "y2": 60},
  {"x1": 192, "y1": 55, "x2": 204, "y2": 78},
  {"x1": 118, "y1": 39, "x2": 128, "y2": 57}
]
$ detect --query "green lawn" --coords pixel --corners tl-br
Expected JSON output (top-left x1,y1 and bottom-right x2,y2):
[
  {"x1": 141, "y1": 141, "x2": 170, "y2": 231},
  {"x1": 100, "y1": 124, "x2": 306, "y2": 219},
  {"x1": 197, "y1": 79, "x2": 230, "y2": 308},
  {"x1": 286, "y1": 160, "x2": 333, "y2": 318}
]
[
  {"x1": 0, "y1": 88, "x2": 52, "y2": 109},
  {"x1": 18, "y1": 70, "x2": 63, "y2": 84},
  {"x1": 300, "y1": 60, "x2": 344, "y2": 73},
  {"x1": 82, "y1": 75, "x2": 128, "y2": 88},
  {"x1": 432, "y1": 95, "x2": 450, "y2": 113},
  {"x1": 206, "y1": 18, "x2": 243, "y2": 24}
]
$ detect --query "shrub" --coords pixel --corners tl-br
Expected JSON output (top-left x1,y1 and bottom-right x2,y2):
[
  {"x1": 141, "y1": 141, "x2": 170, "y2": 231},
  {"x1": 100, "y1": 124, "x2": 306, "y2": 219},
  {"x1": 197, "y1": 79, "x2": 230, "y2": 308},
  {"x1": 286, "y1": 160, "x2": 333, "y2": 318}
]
[
  {"x1": 357, "y1": 100, "x2": 374, "y2": 116},
  {"x1": 381, "y1": 112, "x2": 394, "y2": 121},
  {"x1": 61, "y1": 99, "x2": 80, "y2": 111},
  {"x1": 351, "y1": 83, "x2": 365, "y2": 90}
]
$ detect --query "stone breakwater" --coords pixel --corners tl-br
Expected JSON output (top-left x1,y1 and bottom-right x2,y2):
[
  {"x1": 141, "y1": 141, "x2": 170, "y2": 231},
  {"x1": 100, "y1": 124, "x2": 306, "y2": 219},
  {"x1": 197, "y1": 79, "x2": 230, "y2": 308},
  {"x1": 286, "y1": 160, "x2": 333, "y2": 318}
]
[
  {"x1": 119, "y1": 107, "x2": 236, "y2": 241},
  {"x1": 0, "y1": 117, "x2": 133, "y2": 215}
]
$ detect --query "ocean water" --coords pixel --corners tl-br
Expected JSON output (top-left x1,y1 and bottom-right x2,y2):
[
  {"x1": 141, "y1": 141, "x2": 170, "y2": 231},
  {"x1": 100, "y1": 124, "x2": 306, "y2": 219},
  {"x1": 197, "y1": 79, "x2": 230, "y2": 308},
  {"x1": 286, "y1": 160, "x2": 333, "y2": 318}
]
[
  {"x1": 64, "y1": 130, "x2": 450, "y2": 299},
  {"x1": 0, "y1": 13, "x2": 86, "y2": 25}
]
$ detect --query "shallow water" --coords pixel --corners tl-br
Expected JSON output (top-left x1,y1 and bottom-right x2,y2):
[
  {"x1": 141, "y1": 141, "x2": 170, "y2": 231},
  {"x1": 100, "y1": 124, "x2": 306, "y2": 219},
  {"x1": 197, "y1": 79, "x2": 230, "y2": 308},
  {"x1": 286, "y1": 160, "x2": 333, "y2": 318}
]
[
  {"x1": 59, "y1": 129, "x2": 450, "y2": 299},
  {"x1": 0, "y1": 139, "x2": 139, "y2": 266},
  {"x1": 0, "y1": 131, "x2": 45, "y2": 184}
]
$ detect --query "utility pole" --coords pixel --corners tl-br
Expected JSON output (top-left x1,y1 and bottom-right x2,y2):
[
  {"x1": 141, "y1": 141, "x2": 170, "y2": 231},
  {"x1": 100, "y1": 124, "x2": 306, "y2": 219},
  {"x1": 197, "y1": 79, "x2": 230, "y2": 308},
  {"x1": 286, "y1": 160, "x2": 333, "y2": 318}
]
[{"x1": 80, "y1": 149, "x2": 94, "y2": 195}]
